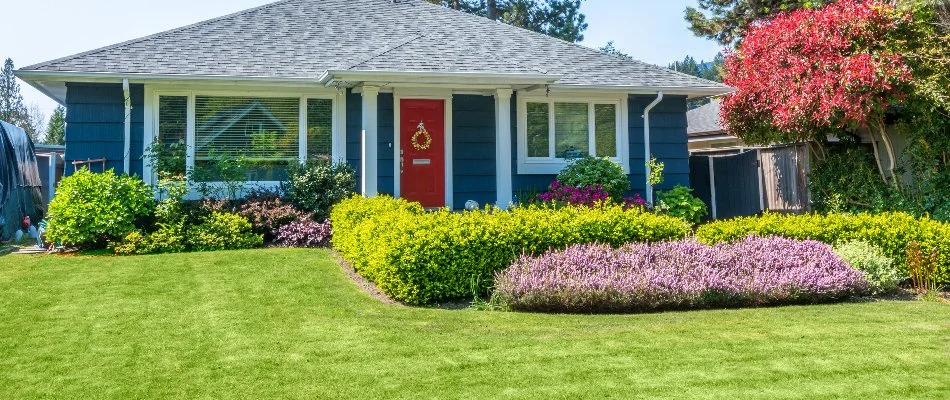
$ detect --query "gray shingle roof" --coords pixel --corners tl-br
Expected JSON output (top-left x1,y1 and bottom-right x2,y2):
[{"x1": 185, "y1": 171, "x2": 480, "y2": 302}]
[
  {"x1": 22, "y1": 0, "x2": 730, "y2": 91},
  {"x1": 687, "y1": 101, "x2": 727, "y2": 137}
]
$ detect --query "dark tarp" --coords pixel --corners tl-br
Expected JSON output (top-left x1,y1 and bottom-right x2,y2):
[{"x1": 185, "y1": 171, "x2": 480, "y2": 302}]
[{"x1": 0, "y1": 121, "x2": 44, "y2": 241}]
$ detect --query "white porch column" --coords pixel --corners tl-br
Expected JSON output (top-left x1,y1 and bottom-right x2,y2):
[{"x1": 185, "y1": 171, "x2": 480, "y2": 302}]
[
  {"x1": 361, "y1": 86, "x2": 380, "y2": 197},
  {"x1": 495, "y1": 88, "x2": 514, "y2": 208}
]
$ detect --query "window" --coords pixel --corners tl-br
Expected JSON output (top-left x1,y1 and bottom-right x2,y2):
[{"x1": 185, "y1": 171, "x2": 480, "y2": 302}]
[
  {"x1": 152, "y1": 92, "x2": 335, "y2": 183},
  {"x1": 519, "y1": 97, "x2": 626, "y2": 174},
  {"x1": 195, "y1": 96, "x2": 300, "y2": 182},
  {"x1": 307, "y1": 98, "x2": 333, "y2": 160},
  {"x1": 155, "y1": 96, "x2": 187, "y2": 177}
]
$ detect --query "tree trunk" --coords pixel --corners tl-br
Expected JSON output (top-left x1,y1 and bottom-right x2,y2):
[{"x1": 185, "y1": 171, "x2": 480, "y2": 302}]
[
  {"x1": 876, "y1": 122, "x2": 901, "y2": 192},
  {"x1": 487, "y1": 0, "x2": 499, "y2": 20},
  {"x1": 867, "y1": 127, "x2": 888, "y2": 184}
]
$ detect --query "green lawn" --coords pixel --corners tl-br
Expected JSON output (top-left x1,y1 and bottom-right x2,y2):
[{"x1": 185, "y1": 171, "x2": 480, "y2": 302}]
[{"x1": 1, "y1": 249, "x2": 948, "y2": 399}]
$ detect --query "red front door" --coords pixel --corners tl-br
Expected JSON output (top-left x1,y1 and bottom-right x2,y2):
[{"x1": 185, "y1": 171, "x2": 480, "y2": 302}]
[{"x1": 400, "y1": 99, "x2": 445, "y2": 208}]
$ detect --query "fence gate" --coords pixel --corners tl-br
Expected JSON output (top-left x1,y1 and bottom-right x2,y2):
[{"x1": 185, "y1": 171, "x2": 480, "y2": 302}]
[{"x1": 689, "y1": 144, "x2": 810, "y2": 220}]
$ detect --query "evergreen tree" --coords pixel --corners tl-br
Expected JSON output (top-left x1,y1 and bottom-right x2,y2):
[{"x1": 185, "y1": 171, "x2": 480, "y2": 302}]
[
  {"x1": 427, "y1": 0, "x2": 588, "y2": 42},
  {"x1": 0, "y1": 58, "x2": 28, "y2": 128},
  {"x1": 669, "y1": 53, "x2": 725, "y2": 83},
  {"x1": 669, "y1": 55, "x2": 701, "y2": 77},
  {"x1": 669, "y1": 53, "x2": 727, "y2": 109},
  {"x1": 598, "y1": 41, "x2": 632, "y2": 60},
  {"x1": 684, "y1": 0, "x2": 828, "y2": 46},
  {"x1": 45, "y1": 106, "x2": 66, "y2": 145}
]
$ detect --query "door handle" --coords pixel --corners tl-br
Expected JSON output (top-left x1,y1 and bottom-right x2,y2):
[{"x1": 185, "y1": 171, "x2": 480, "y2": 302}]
[{"x1": 400, "y1": 156, "x2": 404, "y2": 174}]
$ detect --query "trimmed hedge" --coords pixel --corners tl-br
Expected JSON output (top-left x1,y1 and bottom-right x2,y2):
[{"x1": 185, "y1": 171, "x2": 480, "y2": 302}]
[
  {"x1": 332, "y1": 196, "x2": 692, "y2": 305},
  {"x1": 696, "y1": 212, "x2": 950, "y2": 283}
]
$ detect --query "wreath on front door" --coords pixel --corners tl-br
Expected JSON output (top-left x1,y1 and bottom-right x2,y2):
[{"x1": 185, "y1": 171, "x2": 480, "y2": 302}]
[{"x1": 411, "y1": 121, "x2": 433, "y2": 151}]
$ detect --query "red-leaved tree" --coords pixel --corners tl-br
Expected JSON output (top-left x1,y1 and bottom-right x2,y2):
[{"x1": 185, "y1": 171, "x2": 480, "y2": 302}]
[{"x1": 721, "y1": 0, "x2": 913, "y2": 186}]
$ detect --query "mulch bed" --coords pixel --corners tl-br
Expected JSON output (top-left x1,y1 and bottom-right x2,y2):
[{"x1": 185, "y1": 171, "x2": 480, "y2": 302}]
[{"x1": 330, "y1": 251, "x2": 400, "y2": 306}]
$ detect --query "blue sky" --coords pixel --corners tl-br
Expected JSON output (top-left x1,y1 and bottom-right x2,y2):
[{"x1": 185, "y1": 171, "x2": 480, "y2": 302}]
[{"x1": 7, "y1": 0, "x2": 723, "y2": 121}]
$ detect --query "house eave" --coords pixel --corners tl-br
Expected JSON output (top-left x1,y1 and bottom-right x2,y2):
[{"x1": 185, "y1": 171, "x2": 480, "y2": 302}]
[
  {"x1": 319, "y1": 69, "x2": 563, "y2": 87},
  {"x1": 544, "y1": 84, "x2": 734, "y2": 99},
  {"x1": 14, "y1": 70, "x2": 334, "y2": 104}
]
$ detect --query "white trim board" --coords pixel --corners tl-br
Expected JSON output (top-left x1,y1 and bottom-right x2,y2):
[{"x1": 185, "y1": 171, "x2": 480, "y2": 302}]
[{"x1": 393, "y1": 89, "x2": 454, "y2": 209}]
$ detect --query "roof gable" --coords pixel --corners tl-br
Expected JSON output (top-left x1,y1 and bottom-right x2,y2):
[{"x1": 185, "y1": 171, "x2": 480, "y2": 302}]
[{"x1": 22, "y1": 0, "x2": 730, "y2": 92}]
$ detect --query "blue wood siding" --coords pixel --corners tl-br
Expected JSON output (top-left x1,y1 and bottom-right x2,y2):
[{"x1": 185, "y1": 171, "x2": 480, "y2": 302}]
[
  {"x1": 346, "y1": 89, "x2": 362, "y2": 187},
  {"x1": 345, "y1": 89, "x2": 394, "y2": 195},
  {"x1": 452, "y1": 95, "x2": 496, "y2": 206},
  {"x1": 378, "y1": 93, "x2": 395, "y2": 196},
  {"x1": 628, "y1": 94, "x2": 691, "y2": 193},
  {"x1": 64, "y1": 82, "x2": 144, "y2": 176}
]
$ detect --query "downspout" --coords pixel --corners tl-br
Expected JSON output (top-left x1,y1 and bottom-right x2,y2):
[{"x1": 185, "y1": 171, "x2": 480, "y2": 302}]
[
  {"x1": 122, "y1": 79, "x2": 131, "y2": 175},
  {"x1": 643, "y1": 92, "x2": 664, "y2": 205}
]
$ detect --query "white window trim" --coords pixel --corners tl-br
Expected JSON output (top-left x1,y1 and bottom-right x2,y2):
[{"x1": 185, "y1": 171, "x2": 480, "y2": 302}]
[
  {"x1": 143, "y1": 85, "x2": 345, "y2": 197},
  {"x1": 516, "y1": 93, "x2": 629, "y2": 175}
]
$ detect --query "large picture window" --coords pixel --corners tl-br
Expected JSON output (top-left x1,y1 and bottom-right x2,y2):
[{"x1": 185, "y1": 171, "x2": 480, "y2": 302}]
[
  {"x1": 153, "y1": 93, "x2": 335, "y2": 183},
  {"x1": 194, "y1": 96, "x2": 300, "y2": 181},
  {"x1": 519, "y1": 97, "x2": 626, "y2": 174}
]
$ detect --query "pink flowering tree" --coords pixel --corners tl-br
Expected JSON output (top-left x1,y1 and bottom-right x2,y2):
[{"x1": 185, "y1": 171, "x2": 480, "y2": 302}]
[{"x1": 721, "y1": 0, "x2": 913, "y2": 188}]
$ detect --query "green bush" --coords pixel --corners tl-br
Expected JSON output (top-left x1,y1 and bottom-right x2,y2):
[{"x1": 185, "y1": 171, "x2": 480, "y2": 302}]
[
  {"x1": 332, "y1": 195, "x2": 691, "y2": 305},
  {"x1": 45, "y1": 168, "x2": 154, "y2": 249},
  {"x1": 834, "y1": 241, "x2": 904, "y2": 294},
  {"x1": 111, "y1": 226, "x2": 187, "y2": 255},
  {"x1": 809, "y1": 148, "x2": 891, "y2": 213},
  {"x1": 282, "y1": 159, "x2": 356, "y2": 221},
  {"x1": 696, "y1": 212, "x2": 950, "y2": 283},
  {"x1": 556, "y1": 156, "x2": 630, "y2": 199},
  {"x1": 188, "y1": 212, "x2": 263, "y2": 252},
  {"x1": 656, "y1": 185, "x2": 708, "y2": 224}
]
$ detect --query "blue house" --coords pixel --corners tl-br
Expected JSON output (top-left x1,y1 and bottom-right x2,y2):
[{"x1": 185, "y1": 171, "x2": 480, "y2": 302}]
[{"x1": 16, "y1": 0, "x2": 730, "y2": 209}]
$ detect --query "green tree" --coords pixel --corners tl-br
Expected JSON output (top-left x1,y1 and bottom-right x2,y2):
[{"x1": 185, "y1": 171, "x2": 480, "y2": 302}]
[
  {"x1": 45, "y1": 106, "x2": 66, "y2": 145},
  {"x1": 670, "y1": 55, "x2": 701, "y2": 77},
  {"x1": 427, "y1": 0, "x2": 588, "y2": 42},
  {"x1": 684, "y1": 0, "x2": 828, "y2": 46},
  {"x1": 598, "y1": 41, "x2": 631, "y2": 60},
  {"x1": 669, "y1": 54, "x2": 726, "y2": 108},
  {"x1": 0, "y1": 58, "x2": 28, "y2": 129}
]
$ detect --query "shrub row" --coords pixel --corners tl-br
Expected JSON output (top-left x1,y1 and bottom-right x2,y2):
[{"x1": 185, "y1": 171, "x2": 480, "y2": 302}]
[
  {"x1": 494, "y1": 236, "x2": 869, "y2": 313},
  {"x1": 696, "y1": 212, "x2": 950, "y2": 282},
  {"x1": 331, "y1": 196, "x2": 692, "y2": 305}
]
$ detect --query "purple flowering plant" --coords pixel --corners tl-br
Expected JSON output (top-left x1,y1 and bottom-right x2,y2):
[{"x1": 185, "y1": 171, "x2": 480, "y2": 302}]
[
  {"x1": 274, "y1": 219, "x2": 333, "y2": 248},
  {"x1": 494, "y1": 235, "x2": 870, "y2": 313},
  {"x1": 537, "y1": 180, "x2": 647, "y2": 210}
]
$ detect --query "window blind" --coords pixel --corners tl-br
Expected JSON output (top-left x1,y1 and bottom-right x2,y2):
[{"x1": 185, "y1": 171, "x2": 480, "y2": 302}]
[{"x1": 194, "y1": 96, "x2": 300, "y2": 181}]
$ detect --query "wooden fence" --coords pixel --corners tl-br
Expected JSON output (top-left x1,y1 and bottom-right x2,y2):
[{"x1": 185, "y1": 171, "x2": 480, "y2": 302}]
[{"x1": 689, "y1": 144, "x2": 810, "y2": 220}]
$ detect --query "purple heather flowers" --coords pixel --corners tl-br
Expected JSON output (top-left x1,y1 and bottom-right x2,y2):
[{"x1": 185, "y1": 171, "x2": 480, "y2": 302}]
[
  {"x1": 275, "y1": 220, "x2": 333, "y2": 248},
  {"x1": 494, "y1": 235, "x2": 870, "y2": 313}
]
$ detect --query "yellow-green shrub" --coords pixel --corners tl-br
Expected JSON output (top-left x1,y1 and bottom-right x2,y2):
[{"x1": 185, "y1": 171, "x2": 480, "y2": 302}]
[
  {"x1": 696, "y1": 212, "x2": 950, "y2": 282},
  {"x1": 332, "y1": 196, "x2": 691, "y2": 305}
]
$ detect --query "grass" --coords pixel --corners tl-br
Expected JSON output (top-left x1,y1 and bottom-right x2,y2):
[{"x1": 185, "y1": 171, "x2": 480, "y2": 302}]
[{"x1": 0, "y1": 249, "x2": 948, "y2": 399}]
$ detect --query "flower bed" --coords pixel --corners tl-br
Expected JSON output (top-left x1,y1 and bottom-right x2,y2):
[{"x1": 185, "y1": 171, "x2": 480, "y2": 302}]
[
  {"x1": 494, "y1": 236, "x2": 869, "y2": 313},
  {"x1": 331, "y1": 195, "x2": 692, "y2": 305}
]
